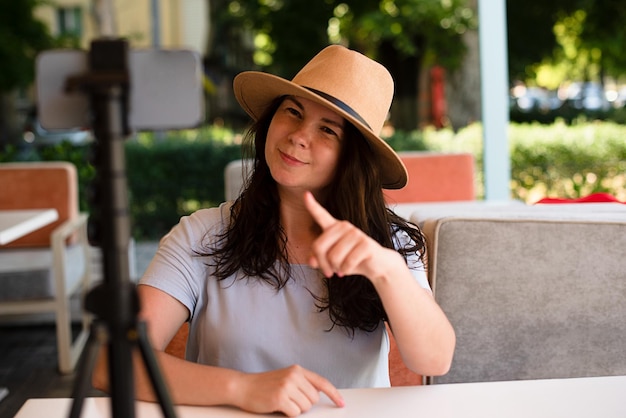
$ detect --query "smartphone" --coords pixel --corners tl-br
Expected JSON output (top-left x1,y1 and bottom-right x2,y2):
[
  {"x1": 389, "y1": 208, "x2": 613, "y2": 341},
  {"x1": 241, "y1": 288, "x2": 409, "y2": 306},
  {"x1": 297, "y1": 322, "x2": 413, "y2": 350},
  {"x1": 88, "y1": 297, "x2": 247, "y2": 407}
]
[{"x1": 36, "y1": 48, "x2": 204, "y2": 131}]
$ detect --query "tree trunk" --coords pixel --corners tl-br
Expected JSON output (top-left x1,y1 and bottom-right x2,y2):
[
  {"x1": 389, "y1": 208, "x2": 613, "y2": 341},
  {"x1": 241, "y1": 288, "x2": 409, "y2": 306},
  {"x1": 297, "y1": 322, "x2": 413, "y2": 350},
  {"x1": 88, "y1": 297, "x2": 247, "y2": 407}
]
[
  {"x1": 378, "y1": 39, "x2": 424, "y2": 132},
  {"x1": 445, "y1": 0, "x2": 481, "y2": 131},
  {"x1": 0, "y1": 92, "x2": 22, "y2": 149}
]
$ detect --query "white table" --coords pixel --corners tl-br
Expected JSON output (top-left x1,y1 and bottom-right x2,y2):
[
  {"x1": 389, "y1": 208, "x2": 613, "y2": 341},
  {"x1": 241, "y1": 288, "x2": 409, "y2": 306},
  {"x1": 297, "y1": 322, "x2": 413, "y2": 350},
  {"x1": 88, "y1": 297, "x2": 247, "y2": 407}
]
[
  {"x1": 0, "y1": 209, "x2": 59, "y2": 245},
  {"x1": 13, "y1": 375, "x2": 626, "y2": 417}
]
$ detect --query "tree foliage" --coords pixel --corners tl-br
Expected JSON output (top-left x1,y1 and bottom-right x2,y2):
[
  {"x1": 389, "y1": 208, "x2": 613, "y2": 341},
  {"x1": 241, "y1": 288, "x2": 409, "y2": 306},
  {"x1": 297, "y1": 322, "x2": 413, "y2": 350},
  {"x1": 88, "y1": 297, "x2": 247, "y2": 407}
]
[
  {"x1": 577, "y1": 0, "x2": 626, "y2": 78},
  {"x1": 507, "y1": 0, "x2": 626, "y2": 84},
  {"x1": 0, "y1": 0, "x2": 54, "y2": 92},
  {"x1": 224, "y1": 0, "x2": 473, "y2": 74},
  {"x1": 221, "y1": 0, "x2": 474, "y2": 130},
  {"x1": 341, "y1": 0, "x2": 474, "y2": 69},
  {"x1": 339, "y1": 0, "x2": 474, "y2": 130},
  {"x1": 506, "y1": 0, "x2": 574, "y2": 82},
  {"x1": 222, "y1": 0, "x2": 337, "y2": 77}
]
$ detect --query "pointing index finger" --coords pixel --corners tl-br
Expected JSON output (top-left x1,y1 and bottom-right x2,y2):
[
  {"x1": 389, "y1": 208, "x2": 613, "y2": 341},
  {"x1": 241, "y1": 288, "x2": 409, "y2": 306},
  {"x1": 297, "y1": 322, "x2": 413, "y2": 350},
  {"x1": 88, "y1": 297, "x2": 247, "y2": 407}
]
[
  {"x1": 304, "y1": 191, "x2": 337, "y2": 230},
  {"x1": 304, "y1": 368, "x2": 345, "y2": 409}
]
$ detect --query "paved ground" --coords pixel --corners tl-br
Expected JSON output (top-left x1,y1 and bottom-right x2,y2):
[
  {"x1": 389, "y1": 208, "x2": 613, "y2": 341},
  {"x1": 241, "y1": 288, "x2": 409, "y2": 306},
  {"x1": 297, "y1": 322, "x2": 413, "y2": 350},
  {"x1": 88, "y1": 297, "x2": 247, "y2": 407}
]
[{"x1": 133, "y1": 240, "x2": 160, "y2": 280}]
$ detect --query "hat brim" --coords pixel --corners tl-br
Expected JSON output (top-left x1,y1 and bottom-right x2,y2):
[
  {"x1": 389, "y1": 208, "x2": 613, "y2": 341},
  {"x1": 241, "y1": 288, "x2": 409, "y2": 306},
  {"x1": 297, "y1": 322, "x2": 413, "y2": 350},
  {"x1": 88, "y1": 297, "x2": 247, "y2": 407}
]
[{"x1": 233, "y1": 71, "x2": 408, "y2": 189}]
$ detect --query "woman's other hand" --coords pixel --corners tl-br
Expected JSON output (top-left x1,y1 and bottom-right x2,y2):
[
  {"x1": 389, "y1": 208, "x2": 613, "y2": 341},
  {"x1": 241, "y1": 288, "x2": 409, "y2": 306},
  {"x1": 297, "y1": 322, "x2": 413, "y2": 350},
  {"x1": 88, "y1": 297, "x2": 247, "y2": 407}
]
[{"x1": 233, "y1": 365, "x2": 344, "y2": 417}]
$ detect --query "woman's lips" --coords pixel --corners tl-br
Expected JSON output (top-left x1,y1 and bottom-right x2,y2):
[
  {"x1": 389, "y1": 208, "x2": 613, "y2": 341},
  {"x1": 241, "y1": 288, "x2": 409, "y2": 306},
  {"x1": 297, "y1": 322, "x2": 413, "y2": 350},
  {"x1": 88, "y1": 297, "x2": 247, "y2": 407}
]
[{"x1": 279, "y1": 150, "x2": 306, "y2": 166}]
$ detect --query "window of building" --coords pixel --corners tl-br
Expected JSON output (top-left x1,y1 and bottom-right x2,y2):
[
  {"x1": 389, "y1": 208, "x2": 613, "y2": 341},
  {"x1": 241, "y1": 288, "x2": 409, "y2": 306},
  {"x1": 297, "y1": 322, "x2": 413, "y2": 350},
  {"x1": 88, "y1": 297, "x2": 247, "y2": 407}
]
[{"x1": 57, "y1": 7, "x2": 83, "y2": 38}]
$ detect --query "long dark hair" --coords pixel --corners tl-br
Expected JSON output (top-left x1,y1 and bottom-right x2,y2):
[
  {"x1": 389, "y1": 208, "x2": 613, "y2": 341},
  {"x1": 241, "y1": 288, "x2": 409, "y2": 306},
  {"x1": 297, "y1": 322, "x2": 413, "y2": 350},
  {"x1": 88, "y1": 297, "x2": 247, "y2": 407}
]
[{"x1": 203, "y1": 96, "x2": 426, "y2": 333}]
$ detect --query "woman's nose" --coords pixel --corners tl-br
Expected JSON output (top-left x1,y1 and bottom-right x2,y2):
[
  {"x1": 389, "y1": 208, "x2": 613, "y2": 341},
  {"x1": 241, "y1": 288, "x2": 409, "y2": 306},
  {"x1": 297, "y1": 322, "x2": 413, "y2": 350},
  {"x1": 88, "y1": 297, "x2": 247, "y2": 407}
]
[{"x1": 288, "y1": 123, "x2": 312, "y2": 148}]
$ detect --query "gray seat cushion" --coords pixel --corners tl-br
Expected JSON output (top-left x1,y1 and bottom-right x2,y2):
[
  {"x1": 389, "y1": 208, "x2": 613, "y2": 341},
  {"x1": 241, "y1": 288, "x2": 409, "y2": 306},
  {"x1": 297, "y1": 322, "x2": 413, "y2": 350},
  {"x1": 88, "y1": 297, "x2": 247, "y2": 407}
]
[{"x1": 423, "y1": 214, "x2": 626, "y2": 384}]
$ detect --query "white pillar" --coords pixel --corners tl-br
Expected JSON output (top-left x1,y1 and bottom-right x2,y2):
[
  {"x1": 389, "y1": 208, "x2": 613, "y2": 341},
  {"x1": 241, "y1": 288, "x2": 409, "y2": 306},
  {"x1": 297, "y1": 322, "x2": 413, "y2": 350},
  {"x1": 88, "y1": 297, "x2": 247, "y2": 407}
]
[{"x1": 478, "y1": 0, "x2": 510, "y2": 200}]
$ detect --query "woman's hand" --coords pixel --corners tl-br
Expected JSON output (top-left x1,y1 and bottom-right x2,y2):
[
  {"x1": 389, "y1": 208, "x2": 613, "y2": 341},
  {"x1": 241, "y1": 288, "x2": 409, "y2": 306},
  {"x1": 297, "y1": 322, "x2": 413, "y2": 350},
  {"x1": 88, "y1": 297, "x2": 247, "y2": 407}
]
[
  {"x1": 304, "y1": 192, "x2": 456, "y2": 378},
  {"x1": 232, "y1": 365, "x2": 344, "y2": 417},
  {"x1": 304, "y1": 191, "x2": 400, "y2": 282}
]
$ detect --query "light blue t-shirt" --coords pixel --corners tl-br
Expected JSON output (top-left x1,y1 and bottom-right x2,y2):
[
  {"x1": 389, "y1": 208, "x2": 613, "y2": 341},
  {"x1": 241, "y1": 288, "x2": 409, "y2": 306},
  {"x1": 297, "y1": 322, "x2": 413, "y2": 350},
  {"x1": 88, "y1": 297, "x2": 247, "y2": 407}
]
[{"x1": 140, "y1": 202, "x2": 430, "y2": 388}]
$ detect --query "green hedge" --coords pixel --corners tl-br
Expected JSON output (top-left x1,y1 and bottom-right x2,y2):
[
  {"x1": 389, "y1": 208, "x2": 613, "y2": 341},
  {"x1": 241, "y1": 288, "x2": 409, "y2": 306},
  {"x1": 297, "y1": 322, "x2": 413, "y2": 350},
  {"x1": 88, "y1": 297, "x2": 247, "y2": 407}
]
[
  {"x1": 2, "y1": 121, "x2": 625, "y2": 240},
  {"x1": 420, "y1": 121, "x2": 626, "y2": 203},
  {"x1": 125, "y1": 139, "x2": 241, "y2": 239},
  {"x1": 1, "y1": 132, "x2": 241, "y2": 240},
  {"x1": 508, "y1": 122, "x2": 626, "y2": 203}
]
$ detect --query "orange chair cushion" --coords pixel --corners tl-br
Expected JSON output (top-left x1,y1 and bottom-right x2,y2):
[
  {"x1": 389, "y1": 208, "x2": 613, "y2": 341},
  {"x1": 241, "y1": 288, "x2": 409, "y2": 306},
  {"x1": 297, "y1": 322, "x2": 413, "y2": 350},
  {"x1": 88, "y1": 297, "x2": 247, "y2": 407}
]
[
  {"x1": 165, "y1": 322, "x2": 189, "y2": 358},
  {"x1": 384, "y1": 152, "x2": 475, "y2": 204},
  {"x1": 0, "y1": 162, "x2": 78, "y2": 248}
]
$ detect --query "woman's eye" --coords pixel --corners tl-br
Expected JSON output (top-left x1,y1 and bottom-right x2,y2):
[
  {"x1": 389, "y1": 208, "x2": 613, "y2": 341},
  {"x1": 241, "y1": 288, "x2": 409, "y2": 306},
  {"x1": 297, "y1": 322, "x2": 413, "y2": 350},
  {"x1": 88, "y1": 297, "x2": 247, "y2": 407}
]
[
  {"x1": 321, "y1": 126, "x2": 338, "y2": 137},
  {"x1": 286, "y1": 107, "x2": 301, "y2": 117}
]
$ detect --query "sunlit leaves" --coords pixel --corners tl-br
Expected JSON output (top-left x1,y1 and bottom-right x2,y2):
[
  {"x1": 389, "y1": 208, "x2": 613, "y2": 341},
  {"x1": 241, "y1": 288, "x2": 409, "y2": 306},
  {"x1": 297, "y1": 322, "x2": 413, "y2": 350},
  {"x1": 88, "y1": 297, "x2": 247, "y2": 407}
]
[
  {"x1": 253, "y1": 33, "x2": 274, "y2": 66},
  {"x1": 224, "y1": 0, "x2": 474, "y2": 72},
  {"x1": 509, "y1": 0, "x2": 626, "y2": 86},
  {"x1": 339, "y1": 0, "x2": 475, "y2": 66},
  {"x1": 381, "y1": 0, "x2": 400, "y2": 17}
]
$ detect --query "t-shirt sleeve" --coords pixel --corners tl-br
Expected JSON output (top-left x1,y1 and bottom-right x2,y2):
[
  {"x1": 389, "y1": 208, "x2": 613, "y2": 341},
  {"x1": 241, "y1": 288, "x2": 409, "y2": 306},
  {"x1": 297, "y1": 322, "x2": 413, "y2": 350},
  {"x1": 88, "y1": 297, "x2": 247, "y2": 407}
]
[
  {"x1": 392, "y1": 229, "x2": 431, "y2": 292},
  {"x1": 139, "y1": 204, "x2": 230, "y2": 320}
]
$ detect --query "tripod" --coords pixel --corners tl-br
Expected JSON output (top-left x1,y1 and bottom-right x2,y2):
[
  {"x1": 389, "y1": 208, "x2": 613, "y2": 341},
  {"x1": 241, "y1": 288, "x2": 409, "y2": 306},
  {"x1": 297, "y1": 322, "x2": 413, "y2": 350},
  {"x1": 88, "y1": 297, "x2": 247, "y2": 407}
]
[{"x1": 66, "y1": 38, "x2": 176, "y2": 418}]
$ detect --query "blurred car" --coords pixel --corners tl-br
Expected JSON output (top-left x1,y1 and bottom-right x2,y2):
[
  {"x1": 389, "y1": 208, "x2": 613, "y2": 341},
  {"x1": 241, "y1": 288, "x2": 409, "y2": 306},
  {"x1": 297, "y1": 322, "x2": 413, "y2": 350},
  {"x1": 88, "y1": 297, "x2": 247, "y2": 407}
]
[
  {"x1": 22, "y1": 113, "x2": 93, "y2": 147},
  {"x1": 607, "y1": 86, "x2": 626, "y2": 108},
  {"x1": 510, "y1": 85, "x2": 562, "y2": 113},
  {"x1": 562, "y1": 82, "x2": 611, "y2": 112}
]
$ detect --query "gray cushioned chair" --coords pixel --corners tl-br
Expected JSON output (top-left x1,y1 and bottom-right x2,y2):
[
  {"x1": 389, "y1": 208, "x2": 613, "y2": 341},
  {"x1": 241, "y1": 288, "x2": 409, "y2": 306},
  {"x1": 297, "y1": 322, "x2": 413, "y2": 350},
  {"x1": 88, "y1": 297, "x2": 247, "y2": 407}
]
[{"x1": 418, "y1": 208, "x2": 626, "y2": 384}]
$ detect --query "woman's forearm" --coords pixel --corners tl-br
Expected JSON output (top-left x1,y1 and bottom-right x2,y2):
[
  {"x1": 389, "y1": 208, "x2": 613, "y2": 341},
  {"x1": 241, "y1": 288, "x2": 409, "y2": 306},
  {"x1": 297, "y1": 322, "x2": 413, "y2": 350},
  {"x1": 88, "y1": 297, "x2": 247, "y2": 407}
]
[
  {"x1": 92, "y1": 347, "x2": 241, "y2": 406},
  {"x1": 92, "y1": 347, "x2": 344, "y2": 416},
  {"x1": 371, "y1": 253, "x2": 456, "y2": 376}
]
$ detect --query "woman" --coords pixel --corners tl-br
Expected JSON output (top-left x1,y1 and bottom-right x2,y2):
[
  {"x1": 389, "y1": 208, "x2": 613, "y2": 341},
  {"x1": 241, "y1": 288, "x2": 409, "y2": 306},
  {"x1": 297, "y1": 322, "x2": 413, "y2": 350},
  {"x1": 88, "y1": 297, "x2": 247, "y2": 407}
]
[{"x1": 94, "y1": 45, "x2": 455, "y2": 417}]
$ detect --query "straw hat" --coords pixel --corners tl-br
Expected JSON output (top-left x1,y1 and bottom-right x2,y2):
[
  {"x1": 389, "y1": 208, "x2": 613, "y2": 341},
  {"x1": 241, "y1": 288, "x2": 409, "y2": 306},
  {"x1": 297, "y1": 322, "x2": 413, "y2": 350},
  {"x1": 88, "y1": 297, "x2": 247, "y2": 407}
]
[{"x1": 233, "y1": 45, "x2": 407, "y2": 189}]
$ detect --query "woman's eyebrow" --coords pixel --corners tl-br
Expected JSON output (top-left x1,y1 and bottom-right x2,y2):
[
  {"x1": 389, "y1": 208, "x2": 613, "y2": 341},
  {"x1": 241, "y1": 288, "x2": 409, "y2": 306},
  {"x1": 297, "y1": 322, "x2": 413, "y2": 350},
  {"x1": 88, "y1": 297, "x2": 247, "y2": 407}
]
[
  {"x1": 321, "y1": 117, "x2": 345, "y2": 130},
  {"x1": 287, "y1": 96, "x2": 345, "y2": 130},
  {"x1": 285, "y1": 96, "x2": 304, "y2": 110}
]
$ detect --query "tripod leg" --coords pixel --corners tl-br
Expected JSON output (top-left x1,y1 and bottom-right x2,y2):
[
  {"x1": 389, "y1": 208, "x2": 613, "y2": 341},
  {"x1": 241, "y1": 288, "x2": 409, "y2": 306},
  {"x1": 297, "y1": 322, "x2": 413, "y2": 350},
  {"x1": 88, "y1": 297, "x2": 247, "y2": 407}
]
[
  {"x1": 69, "y1": 321, "x2": 107, "y2": 418},
  {"x1": 135, "y1": 320, "x2": 177, "y2": 418}
]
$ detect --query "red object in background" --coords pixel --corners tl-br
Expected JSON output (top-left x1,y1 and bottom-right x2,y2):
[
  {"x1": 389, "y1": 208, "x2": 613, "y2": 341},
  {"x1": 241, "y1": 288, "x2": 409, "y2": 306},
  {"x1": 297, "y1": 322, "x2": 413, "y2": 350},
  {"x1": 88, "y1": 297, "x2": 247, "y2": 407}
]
[
  {"x1": 535, "y1": 192, "x2": 625, "y2": 204},
  {"x1": 430, "y1": 66, "x2": 446, "y2": 128}
]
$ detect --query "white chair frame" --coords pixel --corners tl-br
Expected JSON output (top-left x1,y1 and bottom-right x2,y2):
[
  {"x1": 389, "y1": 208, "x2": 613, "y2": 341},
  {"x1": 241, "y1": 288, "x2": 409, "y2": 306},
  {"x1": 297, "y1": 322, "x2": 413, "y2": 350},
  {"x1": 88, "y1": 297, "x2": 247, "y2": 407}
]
[{"x1": 0, "y1": 213, "x2": 92, "y2": 374}]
